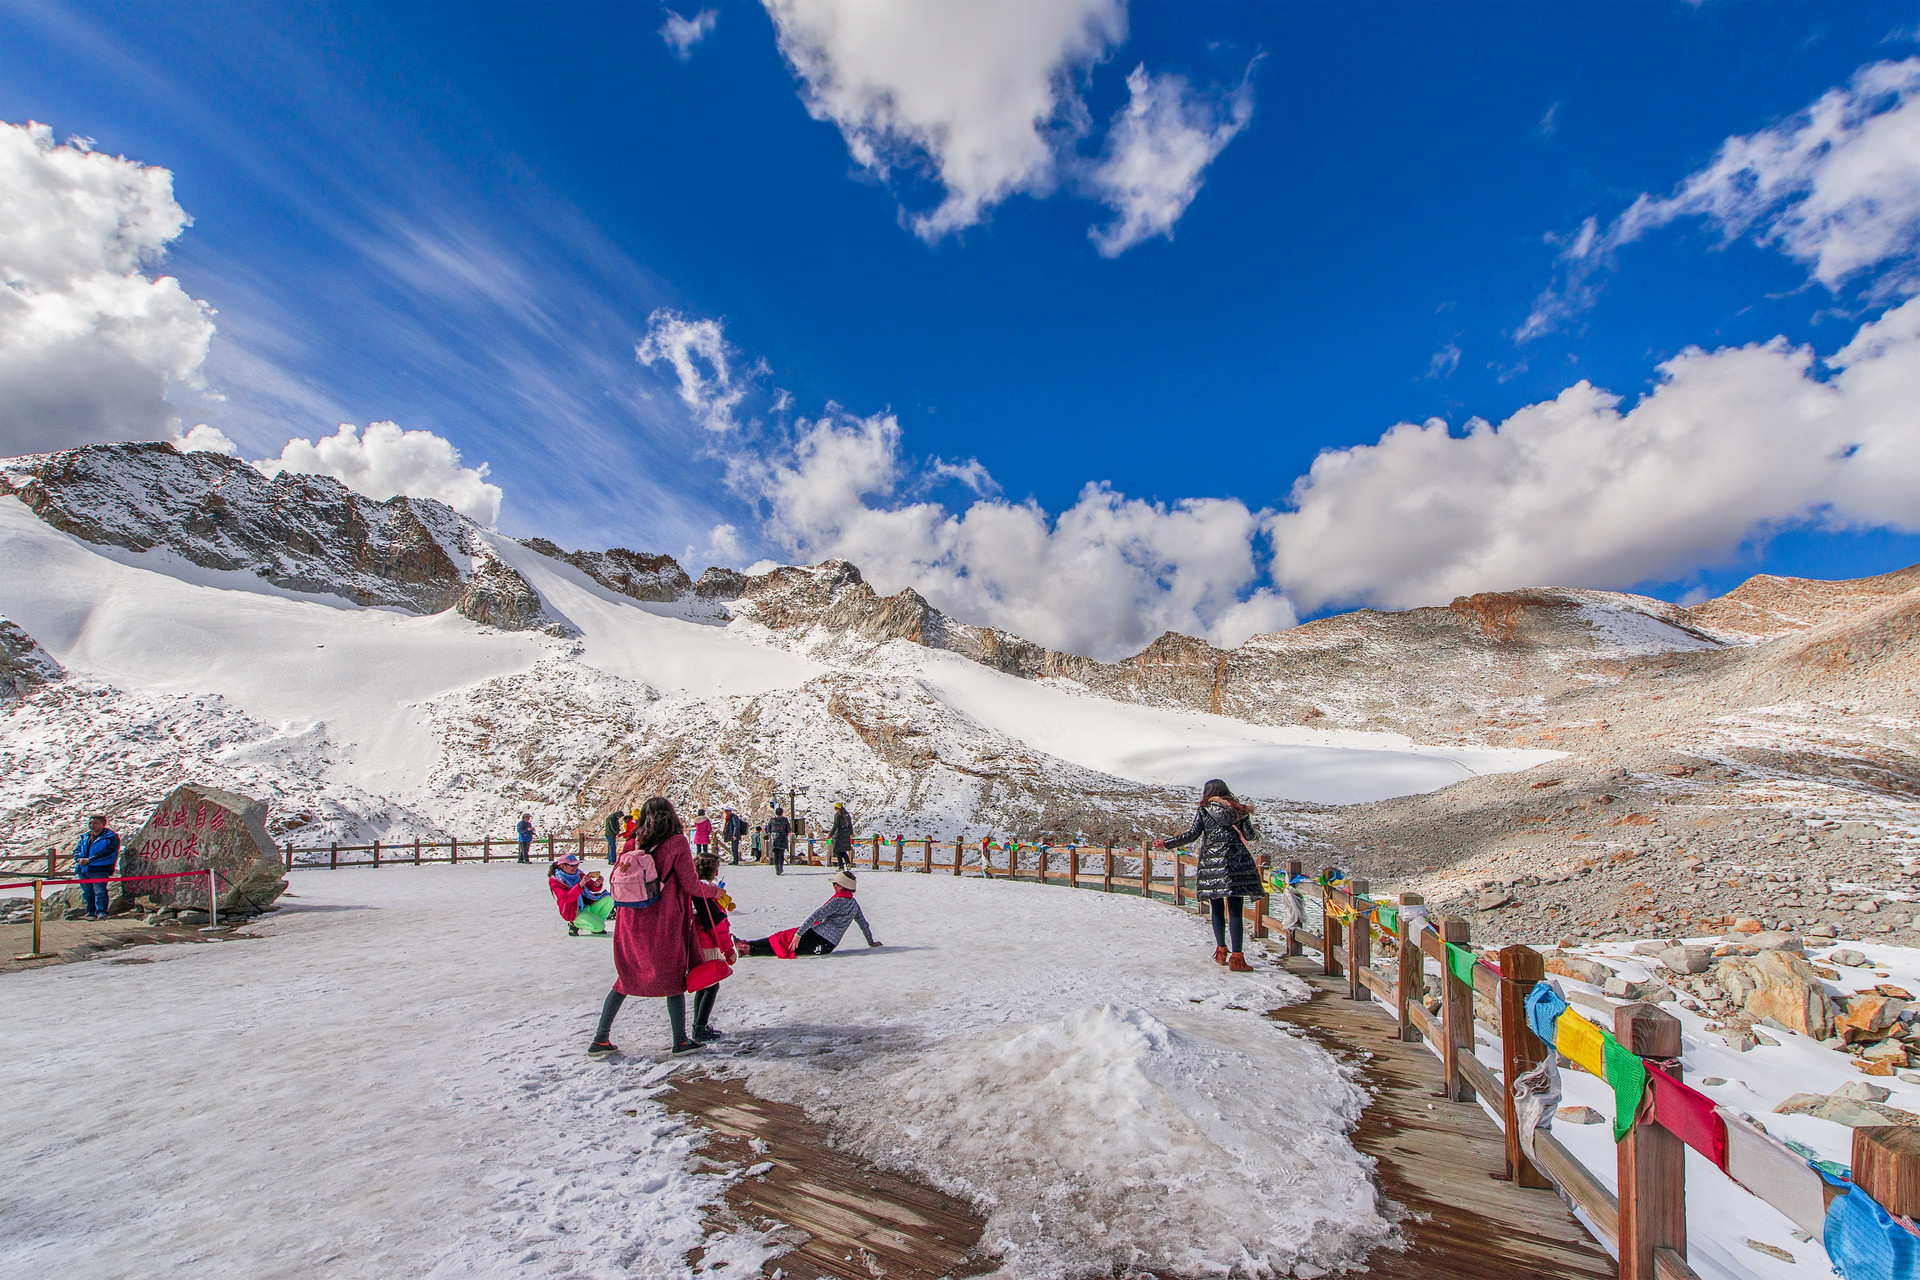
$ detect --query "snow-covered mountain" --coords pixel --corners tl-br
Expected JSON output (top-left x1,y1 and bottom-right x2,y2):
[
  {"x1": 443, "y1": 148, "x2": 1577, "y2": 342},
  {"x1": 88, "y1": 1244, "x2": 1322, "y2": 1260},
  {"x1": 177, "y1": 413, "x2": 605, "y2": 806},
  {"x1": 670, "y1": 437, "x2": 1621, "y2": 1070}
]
[{"x1": 6, "y1": 440, "x2": 1915, "y2": 861}]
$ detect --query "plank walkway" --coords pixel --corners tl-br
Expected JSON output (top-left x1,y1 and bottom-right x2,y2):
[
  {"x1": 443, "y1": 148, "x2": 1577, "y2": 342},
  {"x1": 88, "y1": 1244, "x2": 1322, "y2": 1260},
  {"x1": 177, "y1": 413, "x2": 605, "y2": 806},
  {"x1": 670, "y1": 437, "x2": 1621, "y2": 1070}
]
[
  {"x1": 661, "y1": 1073, "x2": 992, "y2": 1280},
  {"x1": 1267, "y1": 955, "x2": 1616, "y2": 1280}
]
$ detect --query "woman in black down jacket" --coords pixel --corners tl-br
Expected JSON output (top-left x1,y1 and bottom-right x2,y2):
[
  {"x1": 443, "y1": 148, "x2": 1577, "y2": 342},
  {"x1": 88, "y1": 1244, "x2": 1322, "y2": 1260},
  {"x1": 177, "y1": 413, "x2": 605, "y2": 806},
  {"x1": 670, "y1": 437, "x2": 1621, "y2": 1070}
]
[{"x1": 1157, "y1": 779, "x2": 1261, "y2": 971}]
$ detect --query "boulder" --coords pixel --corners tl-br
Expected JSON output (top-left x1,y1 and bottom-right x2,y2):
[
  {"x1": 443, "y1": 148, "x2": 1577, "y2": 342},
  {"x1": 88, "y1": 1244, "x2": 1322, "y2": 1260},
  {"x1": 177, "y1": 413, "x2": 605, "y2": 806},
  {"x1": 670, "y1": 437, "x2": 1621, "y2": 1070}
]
[
  {"x1": 1774, "y1": 1090, "x2": 1920, "y2": 1127},
  {"x1": 1545, "y1": 951, "x2": 1613, "y2": 986},
  {"x1": 1833, "y1": 1081, "x2": 1892, "y2": 1102},
  {"x1": 1715, "y1": 950, "x2": 1839, "y2": 1040},
  {"x1": 1659, "y1": 945, "x2": 1713, "y2": 975},
  {"x1": 120, "y1": 785, "x2": 287, "y2": 916},
  {"x1": 1741, "y1": 931, "x2": 1805, "y2": 953},
  {"x1": 1476, "y1": 890, "x2": 1514, "y2": 911},
  {"x1": 1555, "y1": 1105, "x2": 1605, "y2": 1124},
  {"x1": 1836, "y1": 995, "x2": 1907, "y2": 1045},
  {"x1": 1730, "y1": 917, "x2": 1764, "y2": 933},
  {"x1": 1829, "y1": 948, "x2": 1870, "y2": 967},
  {"x1": 1807, "y1": 924, "x2": 1839, "y2": 939},
  {"x1": 1862, "y1": 1039, "x2": 1911, "y2": 1067}
]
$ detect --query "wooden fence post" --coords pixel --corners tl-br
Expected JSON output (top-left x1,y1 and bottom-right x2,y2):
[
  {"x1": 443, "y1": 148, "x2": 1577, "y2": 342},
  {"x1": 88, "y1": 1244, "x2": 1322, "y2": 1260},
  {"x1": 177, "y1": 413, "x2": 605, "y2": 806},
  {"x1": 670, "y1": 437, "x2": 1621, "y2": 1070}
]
[
  {"x1": 330, "y1": 841, "x2": 338, "y2": 870},
  {"x1": 1068, "y1": 846, "x2": 1079, "y2": 889},
  {"x1": 1438, "y1": 915, "x2": 1474, "y2": 1102},
  {"x1": 1321, "y1": 867, "x2": 1342, "y2": 978},
  {"x1": 1038, "y1": 845, "x2": 1051, "y2": 885},
  {"x1": 46, "y1": 847, "x2": 56, "y2": 876},
  {"x1": 952, "y1": 840, "x2": 962, "y2": 876},
  {"x1": 1616, "y1": 1003, "x2": 1685, "y2": 1278},
  {"x1": 1140, "y1": 846, "x2": 1152, "y2": 899},
  {"x1": 1498, "y1": 944, "x2": 1552, "y2": 1189},
  {"x1": 1103, "y1": 844, "x2": 1113, "y2": 892},
  {"x1": 547, "y1": 833, "x2": 555, "y2": 861},
  {"x1": 577, "y1": 833, "x2": 585, "y2": 860},
  {"x1": 483, "y1": 836, "x2": 492, "y2": 862},
  {"x1": 1347, "y1": 878, "x2": 1370, "y2": 1000},
  {"x1": 1284, "y1": 859, "x2": 1303, "y2": 956},
  {"x1": 893, "y1": 837, "x2": 903, "y2": 871},
  {"x1": 1396, "y1": 892, "x2": 1424, "y2": 1041},
  {"x1": 414, "y1": 836, "x2": 421, "y2": 865},
  {"x1": 1854, "y1": 1127, "x2": 1920, "y2": 1224},
  {"x1": 373, "y1": 839, "x2": 381, "y2": 868},
  {"x1": 450, "y1": 837, "x2": 459, "y2": 864},
  {"x1": 922, "y1": 838, "x2": 932, "y2": 874},
  {"x1": 1251, "y1": 856, "x2": 1268, "y2": 939},
  {"x1": 1174, "y1": 852, "x2": 1185, "y2": 907}
]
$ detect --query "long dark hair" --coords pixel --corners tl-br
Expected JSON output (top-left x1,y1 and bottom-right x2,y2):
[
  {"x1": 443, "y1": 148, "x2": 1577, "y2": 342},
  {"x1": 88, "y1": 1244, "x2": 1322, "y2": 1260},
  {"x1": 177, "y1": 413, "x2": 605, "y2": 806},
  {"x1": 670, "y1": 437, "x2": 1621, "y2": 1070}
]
[
  {"x1": 1200, "y1": 778, "x2": 1250, "y2": 815},
  {"x1": 634, "y1": 796, "x2": 684, "y2": 851}
]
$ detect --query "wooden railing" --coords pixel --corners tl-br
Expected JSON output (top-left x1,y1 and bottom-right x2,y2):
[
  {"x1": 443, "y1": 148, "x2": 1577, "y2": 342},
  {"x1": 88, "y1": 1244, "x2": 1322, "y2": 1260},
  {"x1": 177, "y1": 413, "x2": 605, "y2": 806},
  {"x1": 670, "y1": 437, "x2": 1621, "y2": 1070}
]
[{"x1": 1280, "y1": 862, "x2": 1911, "y2": 1280}]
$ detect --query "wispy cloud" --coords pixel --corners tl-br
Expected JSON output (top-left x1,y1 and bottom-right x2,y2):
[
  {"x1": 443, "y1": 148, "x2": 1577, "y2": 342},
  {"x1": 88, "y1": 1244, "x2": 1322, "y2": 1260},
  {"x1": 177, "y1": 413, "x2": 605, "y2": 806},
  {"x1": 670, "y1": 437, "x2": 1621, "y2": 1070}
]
[
  {"x1": 659, "y1": 8, "x2": 717, "y2": 61},
  {"x1": 1522, "y1": 57, "x2": 1920, "y2": 341}
]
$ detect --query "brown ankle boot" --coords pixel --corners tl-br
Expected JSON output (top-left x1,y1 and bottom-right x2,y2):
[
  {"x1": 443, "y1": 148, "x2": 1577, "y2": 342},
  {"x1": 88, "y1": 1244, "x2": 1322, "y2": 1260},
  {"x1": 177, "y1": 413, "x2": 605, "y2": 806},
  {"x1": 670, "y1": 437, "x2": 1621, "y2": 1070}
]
[
  {"x1": 1212, "y1": 946, "x2": 1229, "y2": 965},
  {"x1": 1227, "y1": 952, "x2": 1253, "y2": 972}
]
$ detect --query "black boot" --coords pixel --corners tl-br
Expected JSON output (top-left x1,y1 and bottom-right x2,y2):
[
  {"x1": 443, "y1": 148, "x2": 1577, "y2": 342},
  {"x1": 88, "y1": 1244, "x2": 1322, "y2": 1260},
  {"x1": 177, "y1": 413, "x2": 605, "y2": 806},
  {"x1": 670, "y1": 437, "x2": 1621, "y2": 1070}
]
[{"x1": 668, "y1": 993, "x2": 700, "y2": 1054}]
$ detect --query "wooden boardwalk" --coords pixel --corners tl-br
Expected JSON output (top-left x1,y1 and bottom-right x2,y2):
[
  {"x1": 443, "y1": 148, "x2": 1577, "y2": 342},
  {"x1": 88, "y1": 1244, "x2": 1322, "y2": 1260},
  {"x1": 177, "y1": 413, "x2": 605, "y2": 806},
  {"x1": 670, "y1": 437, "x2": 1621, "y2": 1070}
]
[
  {"x1": 1268, "y1": 955, "x2": 1616, "y2": 1280},
  {"x1": 662, "y1": 1073, "x2": 992, "y2": 1280}
]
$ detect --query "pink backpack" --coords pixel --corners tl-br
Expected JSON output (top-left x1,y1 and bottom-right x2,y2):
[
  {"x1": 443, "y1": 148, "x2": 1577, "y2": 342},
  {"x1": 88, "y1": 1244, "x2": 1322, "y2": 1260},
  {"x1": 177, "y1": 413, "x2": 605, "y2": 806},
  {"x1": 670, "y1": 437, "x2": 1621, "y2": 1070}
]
[{"x1": 610, "y1": 848, "x2": 661, "y2": 908}]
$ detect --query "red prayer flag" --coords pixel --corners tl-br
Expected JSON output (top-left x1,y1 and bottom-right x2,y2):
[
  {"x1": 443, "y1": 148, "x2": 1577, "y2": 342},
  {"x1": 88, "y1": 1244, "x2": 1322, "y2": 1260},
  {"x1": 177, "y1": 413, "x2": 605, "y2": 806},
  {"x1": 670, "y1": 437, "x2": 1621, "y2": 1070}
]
[{"x1": 1649, "y1": 1066, "x2": 1728, "y2": 1171}]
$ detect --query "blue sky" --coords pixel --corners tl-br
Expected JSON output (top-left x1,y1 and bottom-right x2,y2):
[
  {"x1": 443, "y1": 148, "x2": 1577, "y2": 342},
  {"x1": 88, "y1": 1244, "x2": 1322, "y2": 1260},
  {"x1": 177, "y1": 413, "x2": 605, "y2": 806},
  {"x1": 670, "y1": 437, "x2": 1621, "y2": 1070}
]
[{"x1": 5, "y1": 1, "x2": 1920, "y2": 656}]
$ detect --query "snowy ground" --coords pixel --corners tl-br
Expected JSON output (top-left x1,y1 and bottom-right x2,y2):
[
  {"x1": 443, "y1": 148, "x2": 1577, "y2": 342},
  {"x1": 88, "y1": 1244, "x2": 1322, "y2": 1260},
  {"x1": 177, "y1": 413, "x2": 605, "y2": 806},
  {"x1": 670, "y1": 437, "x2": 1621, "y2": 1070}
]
[{"x1": 1, "y1": 863, "x2": 1389, "y2": 1280}]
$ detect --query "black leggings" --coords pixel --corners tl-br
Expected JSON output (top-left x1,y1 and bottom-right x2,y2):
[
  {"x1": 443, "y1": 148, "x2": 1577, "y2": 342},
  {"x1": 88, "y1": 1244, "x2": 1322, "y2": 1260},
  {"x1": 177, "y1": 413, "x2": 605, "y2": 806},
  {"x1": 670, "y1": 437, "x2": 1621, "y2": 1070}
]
[
  {"x1": 1210, "y1": 896, "x2": 1245, "y2": 953},
  {"x1": 594, "y1": 990, "x2": 697, "y2": 1045},
  {"x1": 743, "y1": 929, "x2": 835, "y2": 956}
]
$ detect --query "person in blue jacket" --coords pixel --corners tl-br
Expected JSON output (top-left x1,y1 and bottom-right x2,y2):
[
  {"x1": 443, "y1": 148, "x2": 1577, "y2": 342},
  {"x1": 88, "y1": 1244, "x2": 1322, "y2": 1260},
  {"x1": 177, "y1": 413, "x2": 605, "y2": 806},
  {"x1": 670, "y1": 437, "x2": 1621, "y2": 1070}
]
[
  {"x1": 516, "y1": 812, "x2": 534, "y2": 863},
  {"x1": 73, "y1": 815, "x2": 120, "y2": 920}
]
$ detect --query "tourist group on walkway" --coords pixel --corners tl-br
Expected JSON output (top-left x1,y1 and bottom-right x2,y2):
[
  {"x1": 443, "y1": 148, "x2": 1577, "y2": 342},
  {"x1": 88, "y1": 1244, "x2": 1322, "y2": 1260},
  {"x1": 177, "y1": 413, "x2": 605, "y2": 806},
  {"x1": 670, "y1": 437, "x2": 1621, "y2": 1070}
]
[
  {"x1": 535, "y1": 777, "x2": 1259, "y2": 1056},
  {"x1": 550, "y1": 795, "x2": 882, "y2": 1056}
]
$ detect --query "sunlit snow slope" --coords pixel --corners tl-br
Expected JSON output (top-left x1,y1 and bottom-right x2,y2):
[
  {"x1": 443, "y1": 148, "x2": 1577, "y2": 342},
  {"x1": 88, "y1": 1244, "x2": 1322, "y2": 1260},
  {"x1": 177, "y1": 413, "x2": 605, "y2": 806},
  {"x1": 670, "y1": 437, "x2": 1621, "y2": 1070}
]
[{"x1": 0, "y1": 494, "x2": 1554, "y2": 844}]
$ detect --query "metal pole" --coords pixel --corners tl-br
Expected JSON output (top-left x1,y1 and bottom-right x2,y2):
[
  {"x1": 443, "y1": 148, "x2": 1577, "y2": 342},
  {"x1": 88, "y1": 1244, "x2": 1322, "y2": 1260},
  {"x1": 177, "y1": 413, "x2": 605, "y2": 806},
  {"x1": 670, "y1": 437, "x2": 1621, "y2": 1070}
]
[{"x1": 203, "y1": 867, "x2": 219, "y2": 932}]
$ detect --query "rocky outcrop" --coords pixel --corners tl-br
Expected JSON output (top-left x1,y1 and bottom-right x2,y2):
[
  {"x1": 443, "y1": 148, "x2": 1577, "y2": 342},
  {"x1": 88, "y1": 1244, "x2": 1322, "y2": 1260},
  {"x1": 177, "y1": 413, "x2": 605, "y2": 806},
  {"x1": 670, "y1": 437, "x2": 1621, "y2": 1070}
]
[
  {"x1": 2, "y1": 442, "x2": 562, "y2": 632},
  {"x1": 120, "y1": 784, "x2": 288, "y2": 915},
  {"x1": 0, "y1": 617, "x2": 61, "y2": 699},
  {"x1": 695, "y1": 566, "x2": 749, "y2": 599},
  {"x1": 1689, "y1": 565, "x2": 1920, "y2": 641},
  {"x1": 523, "y1": 539, "x2": 693, "y2": 602}
]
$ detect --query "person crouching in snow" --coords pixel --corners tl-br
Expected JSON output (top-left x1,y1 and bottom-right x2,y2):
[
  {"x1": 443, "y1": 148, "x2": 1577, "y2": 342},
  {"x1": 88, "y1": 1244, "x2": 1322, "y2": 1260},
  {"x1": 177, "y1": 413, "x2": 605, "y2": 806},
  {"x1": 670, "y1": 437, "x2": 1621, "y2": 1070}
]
[
  {"x1": 549, "y1": 852, "x2": 587, "y2": 935},
  {"x1": 588, "y1": 796, "x2": 722, "y2": 1058},
  {"x1": 576, "y1": 869, "x2": 613, "y2": 935},
  {"x1": 740, "y1": 871, "x2": 879, "y2": 956},
  {"x1": 1157, "y1": 778, "x2": 1261, "y2": 972},
  {"x1": 687, "y1": 851, "x2": 736, "y2": 1040}
]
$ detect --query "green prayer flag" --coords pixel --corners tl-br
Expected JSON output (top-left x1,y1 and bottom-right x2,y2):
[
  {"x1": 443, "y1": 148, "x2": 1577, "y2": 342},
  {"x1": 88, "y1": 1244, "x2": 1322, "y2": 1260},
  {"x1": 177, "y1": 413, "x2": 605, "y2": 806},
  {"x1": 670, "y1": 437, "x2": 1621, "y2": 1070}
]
[
  {"x1": 1601, "y1": 1034, "x2": 1648, "y2": 1143},
  {"x1": 1376, "y1": 905, "x2": 1397, "y2": 934},
  {"x1": 1445, "y1": 941, "x2": 1478, "y2": 988}
]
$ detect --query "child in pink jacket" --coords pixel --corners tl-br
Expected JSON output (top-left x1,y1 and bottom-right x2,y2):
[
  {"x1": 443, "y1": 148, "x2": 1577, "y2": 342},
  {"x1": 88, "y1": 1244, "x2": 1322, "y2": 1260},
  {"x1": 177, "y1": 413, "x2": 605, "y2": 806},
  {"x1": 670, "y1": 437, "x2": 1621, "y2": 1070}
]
[{"x1": 692, "y1": 809, "x2": 714, "y2": 856}]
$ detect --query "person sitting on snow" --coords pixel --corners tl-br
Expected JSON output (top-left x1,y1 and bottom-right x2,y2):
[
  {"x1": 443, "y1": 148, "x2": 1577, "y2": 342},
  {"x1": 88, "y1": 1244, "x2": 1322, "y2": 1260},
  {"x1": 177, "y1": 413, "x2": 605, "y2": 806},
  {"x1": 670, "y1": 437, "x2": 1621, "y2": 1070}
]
[
  {"x1": 740, "y1": 871, "x2": 880, "y2": 956},
  {"x1": 575, "y1": 868, "x2": 614, "y2": 935}
]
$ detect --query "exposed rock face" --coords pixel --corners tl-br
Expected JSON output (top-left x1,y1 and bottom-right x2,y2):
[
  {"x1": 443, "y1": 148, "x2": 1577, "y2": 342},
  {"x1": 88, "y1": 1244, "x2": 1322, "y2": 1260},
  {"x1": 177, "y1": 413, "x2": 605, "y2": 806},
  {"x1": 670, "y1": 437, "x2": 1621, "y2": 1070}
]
[
  {"x1": 1716, "y1": 950, "x2": 1838, "y2": 1040},
  {"x1": 0, "y1": 617, "x2": 61, "y2": 699},
  {"x1": 695, "y1": 566, "x2": 748, "y2": 599},
  {"x1": 523, "y1": 539, "x2": 692, "y2": 602},
  {"x1": 121, "y1": 784, "x2": 288, "y2": 915},
  {"x1": 2, "y1": 442, "x2": 555, "y2": 632},
  {"x1": 1689, "y1": 565, "x2": 1920, "y2": 641}
]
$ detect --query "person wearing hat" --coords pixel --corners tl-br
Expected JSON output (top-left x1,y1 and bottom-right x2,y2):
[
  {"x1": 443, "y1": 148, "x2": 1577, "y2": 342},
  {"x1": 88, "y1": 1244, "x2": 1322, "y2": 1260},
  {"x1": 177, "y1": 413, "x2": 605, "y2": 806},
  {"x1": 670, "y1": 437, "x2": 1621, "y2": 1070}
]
[
  {"x1": 576, "y1": 867, "x2": 613, "y2": 935},
  {"x1": 516, "y1": 812, "x2": 535, "y2": 863},
  {"x1": 739, "y1": 871, "x2": 879, "y2": 957},
  {"x1": 828, "y1": 801, "x2": 854, "y2": 872},
  {"x1": 548, "y1": 851, "x2": 587, "y2": 935}
]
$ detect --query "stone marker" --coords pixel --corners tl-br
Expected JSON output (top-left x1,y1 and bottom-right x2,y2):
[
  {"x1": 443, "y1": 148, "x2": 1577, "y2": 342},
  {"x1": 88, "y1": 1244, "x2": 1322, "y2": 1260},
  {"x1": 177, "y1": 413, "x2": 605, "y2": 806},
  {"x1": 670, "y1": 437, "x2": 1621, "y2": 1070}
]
[{"x1": 119, "y1": 784, "x2": 288, "y2": 916}]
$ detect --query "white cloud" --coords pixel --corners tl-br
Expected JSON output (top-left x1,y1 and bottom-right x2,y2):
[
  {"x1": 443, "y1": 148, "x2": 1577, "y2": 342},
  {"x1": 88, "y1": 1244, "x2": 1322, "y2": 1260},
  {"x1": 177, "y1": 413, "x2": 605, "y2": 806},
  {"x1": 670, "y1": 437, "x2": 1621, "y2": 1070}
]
[
  {"x1": 705, "y1": 521, "x2": 744, "y2": 565},
  {"x1": 762, "y1": 0, "x2": 1126, "y2": 241},
  {"x1": 1523, "y1": 58, "x2": 1920, "y2": 339},
  {"x1": 635, "y1": 308, "x2": 752, "y2": 431},
  {"x1": 1427, "y1": 341, "x2": 1461, "y2": 379},
  {"x1": 1271, "y1": 296, "x2": 1920, "y2": 612},
  {"x1": 1086, "y1": 64, "x2": 1255, "y2": 256},
  {"x1": 0, "y1": 120, "x2": 215, "y2": 455},
  {"x1": 660, "y1": 8, "x2": 718, "y2": 60},
  {"x1": 169, "y1": 422, "x2": 238, "y2": 455},
  {"x1": 734, "y1": 409, "x2": 1290, "y2": 658},
  {"x1": 253, "y1": 421, "x2": 504, "y2": 526}
]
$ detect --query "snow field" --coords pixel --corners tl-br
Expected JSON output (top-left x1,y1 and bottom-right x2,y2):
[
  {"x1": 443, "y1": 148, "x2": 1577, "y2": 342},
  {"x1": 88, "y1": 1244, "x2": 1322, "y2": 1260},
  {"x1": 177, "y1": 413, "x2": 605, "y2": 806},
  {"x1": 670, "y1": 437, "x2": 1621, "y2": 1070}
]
[
  {"x1": 0, "y1": 863, "x2": 1391, "y2": 1280},
  {"x1": 704, "y1": 866, "x2": 1392, "y2": 1278}
]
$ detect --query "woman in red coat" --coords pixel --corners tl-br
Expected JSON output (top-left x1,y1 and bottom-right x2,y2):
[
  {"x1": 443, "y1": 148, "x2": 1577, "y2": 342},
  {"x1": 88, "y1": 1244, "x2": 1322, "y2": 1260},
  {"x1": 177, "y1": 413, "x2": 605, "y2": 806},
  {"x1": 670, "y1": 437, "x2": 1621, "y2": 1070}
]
[{"x1": 589, "y1": 796, "x2": 719, "y2": 1057}]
